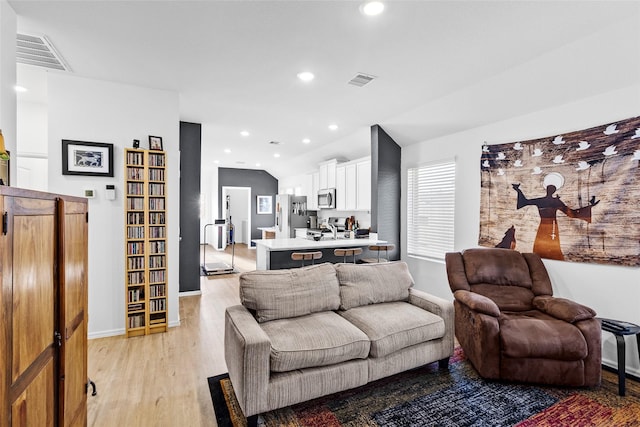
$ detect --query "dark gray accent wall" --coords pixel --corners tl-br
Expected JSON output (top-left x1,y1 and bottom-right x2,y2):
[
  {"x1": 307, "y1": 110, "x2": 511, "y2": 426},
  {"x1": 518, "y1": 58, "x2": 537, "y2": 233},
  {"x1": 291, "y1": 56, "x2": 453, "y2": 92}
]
[
  {"x1": 179, "y1": 121, "x2": 202, "y2": 293},
  {"x1": 218, "y1": 168, "x2": 278, "y2": 246},
  {"x1": 371, "y1": 124, "x2": 401, "y2": 261}
]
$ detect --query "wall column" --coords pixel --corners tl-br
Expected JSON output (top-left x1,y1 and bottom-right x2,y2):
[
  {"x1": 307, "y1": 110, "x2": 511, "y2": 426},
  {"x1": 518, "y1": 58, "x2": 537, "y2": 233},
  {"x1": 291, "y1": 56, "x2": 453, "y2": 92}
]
[{"x1": 371, "y1": 124, "x2": 401, "y2": 261}]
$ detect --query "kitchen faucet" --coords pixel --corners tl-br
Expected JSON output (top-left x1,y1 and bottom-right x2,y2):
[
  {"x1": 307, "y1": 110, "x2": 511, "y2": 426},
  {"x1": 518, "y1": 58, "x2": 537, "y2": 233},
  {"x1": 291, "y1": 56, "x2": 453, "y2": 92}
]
[{"x1": 327, "y1": 223, "x2": 337, "y2": 240}]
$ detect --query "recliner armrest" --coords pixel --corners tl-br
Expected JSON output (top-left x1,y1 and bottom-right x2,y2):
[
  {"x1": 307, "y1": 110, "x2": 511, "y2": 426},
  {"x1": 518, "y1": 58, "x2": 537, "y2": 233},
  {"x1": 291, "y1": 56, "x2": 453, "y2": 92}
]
[
  {"x1": 532, "y1": 295, "x2": 596, "y2": 323},
  {"x1": 224, "y1": 305, "x2": 272, "y2": 417},
  {"x1": 453, "y1": 290, "x2": 500, "y2": 317}
]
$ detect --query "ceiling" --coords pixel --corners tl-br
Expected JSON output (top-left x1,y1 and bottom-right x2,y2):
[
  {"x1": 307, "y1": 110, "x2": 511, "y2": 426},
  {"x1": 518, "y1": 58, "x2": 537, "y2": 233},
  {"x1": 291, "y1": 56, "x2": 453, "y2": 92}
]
[{"x1": 10, "y1": 1, "x2": 640, "y2": 180}]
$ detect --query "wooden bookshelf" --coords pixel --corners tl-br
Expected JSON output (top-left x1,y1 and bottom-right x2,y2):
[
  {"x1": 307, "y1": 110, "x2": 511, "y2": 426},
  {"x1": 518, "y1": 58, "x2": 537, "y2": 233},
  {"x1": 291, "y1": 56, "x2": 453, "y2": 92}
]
[{"x1": 125, "y1": 148, "x2": 168, "y2": 337}]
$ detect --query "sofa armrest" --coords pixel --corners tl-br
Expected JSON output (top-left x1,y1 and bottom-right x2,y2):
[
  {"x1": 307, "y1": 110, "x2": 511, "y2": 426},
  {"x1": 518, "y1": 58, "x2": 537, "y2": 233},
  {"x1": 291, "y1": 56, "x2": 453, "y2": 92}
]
[
  {"x1": 409, "y1": 288, "x2": 455, "y2": 354},
  {"x1": 408, "y1": 289, "x2": 452, "y2": 317},
  {"x1": 453, "y1": 290, "x2": 500, "y2": 317},
  {"x1": 224, "y1": 305, "x2": 272, "y2": 417},
  {"x1": 532, "y1": 295, "x2": 596, "y2": 323}
]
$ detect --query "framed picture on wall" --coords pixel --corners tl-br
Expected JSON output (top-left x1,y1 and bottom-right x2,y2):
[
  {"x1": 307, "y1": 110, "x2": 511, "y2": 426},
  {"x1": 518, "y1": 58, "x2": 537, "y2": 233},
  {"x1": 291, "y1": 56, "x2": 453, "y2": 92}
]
[
  {"x1": 257, "y1": 195, "x2": 272, "y2": 214},
  {"x1": 62, "y1": 140, "x2": 114, "y2": 177},
  {"x1": 149, "y1": 135, "x2": 163, "y2": 150},
  {"x1": 0, "y1": 151, "x2": 9, "y2": 186}
]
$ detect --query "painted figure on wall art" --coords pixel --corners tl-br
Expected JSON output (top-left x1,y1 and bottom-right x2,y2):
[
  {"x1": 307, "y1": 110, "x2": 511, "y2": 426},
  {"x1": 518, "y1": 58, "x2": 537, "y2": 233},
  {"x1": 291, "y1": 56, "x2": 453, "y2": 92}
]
[
  {"x1": 478, "y1": 115, "x2": 640, "y2": 266},
  {"x1": 512, "y1": 178, "x2": 598, "y2": 260}
]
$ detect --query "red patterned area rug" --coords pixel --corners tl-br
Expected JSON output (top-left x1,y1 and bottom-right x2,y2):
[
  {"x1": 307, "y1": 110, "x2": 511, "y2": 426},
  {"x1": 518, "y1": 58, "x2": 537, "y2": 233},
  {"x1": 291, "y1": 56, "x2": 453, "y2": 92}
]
[{"x1": 208, "y1": 348, "x2": 640, "y2": 427}]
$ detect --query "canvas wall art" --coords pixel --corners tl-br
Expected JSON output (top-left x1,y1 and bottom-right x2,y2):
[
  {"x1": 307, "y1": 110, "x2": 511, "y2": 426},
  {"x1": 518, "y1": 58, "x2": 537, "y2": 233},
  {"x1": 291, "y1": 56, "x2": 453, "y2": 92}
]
[{"x1": 479, "y1": 116, "x2": 640, "y2": 266}]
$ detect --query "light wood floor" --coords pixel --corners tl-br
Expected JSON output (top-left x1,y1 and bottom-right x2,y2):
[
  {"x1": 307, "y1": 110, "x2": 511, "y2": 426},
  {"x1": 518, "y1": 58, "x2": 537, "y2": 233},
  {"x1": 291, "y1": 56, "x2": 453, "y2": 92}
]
[{"x1": 87, "y1": 244, "x2": 256, "y2": 427}]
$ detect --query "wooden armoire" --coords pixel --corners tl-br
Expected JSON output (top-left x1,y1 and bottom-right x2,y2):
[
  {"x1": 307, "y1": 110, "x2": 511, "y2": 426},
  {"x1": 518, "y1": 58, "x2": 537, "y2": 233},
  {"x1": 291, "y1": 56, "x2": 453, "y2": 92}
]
[{"x1": 0, "y1": 187, "x2": 89, "y2": 427}]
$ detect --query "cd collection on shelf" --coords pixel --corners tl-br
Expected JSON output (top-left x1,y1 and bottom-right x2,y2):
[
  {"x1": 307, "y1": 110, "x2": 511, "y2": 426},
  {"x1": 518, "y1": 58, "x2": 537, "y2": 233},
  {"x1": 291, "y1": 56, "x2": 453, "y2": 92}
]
[{"x1": 124, "y1": 148, "x2": 168, "y2": 337}]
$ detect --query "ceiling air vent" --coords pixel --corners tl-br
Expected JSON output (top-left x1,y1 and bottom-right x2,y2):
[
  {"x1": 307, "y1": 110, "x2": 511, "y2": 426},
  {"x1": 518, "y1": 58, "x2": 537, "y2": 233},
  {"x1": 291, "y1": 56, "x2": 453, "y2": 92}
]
[
  {"x1": 269, "y1": 141, "x2": 283, "y2": 145},
  {"x1": 348, "y1": 73, "x2": 376, "y2": 87},
  {"x1": 16, "y1": 33, "x2": 70, "y2": 72}
]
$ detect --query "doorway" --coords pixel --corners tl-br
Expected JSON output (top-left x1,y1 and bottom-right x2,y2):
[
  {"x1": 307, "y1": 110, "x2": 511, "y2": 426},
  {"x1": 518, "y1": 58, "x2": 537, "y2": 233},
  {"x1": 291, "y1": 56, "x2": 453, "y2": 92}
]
[{"x1": 222, "y1": 186, "x2": 251, "y2": 247}]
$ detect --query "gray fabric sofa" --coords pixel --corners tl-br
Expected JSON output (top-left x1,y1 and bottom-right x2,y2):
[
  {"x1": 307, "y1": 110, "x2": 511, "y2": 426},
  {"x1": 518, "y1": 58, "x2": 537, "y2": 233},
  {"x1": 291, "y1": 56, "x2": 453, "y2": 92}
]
[{"x1": 224, "y1": 261, "x2": 455, "y2": 418}]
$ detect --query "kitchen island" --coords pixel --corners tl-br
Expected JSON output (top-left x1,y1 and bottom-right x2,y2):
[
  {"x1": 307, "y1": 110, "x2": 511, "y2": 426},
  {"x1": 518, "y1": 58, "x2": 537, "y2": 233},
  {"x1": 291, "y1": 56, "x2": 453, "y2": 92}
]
[{"x1": 253, "y1": 237, "x2": 386, "y2": 270}]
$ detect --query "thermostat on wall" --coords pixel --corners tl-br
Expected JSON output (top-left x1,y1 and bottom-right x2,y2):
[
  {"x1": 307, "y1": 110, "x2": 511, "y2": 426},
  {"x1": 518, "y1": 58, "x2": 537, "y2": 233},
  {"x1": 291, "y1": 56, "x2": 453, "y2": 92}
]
[
  {"x1": 84, "y1": 189, "x2": 96, "y2": 198},
  {"x1": 106, "y1": 184, "x2": 116, "y2": 200}
]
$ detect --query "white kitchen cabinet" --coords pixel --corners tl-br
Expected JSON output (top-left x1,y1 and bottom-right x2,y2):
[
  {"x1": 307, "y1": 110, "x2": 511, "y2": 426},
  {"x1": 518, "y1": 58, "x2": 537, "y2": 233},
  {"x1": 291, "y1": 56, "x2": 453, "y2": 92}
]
[
  {"x1": 311, "y1": 172, "x2": 319, "y2": 209},
  {"x1": 356, "y1": 159, "x2": 371, "y2": 211},
  {"x1": 319, "y1": 159, "x2": 337, "y2": 189},
  {"x1": 327, "y1": 161, "x2": 337, "y2": 188},
  {"x1": 335, "y1": 164, "x2": 346, "y2": 210},
  {"x1": 345, "y1": 163, "x2": 357, "y2": 210}
]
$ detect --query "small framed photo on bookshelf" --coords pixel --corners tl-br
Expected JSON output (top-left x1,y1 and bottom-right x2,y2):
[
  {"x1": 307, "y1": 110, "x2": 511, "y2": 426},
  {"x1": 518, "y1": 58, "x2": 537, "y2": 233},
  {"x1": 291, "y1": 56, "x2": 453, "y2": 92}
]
[
  {"x1": 149, "y1": 136, "x2": 163, "y2": 151},
  {"x1": 62, "y1": 140, "x2": 114, "y2": 177},
  {"x1": 257, "y1": 195, "x2": 272, "y2": 214},
  {"x1": 0, "y1": 151, "x2": 9, "y2": 185}
]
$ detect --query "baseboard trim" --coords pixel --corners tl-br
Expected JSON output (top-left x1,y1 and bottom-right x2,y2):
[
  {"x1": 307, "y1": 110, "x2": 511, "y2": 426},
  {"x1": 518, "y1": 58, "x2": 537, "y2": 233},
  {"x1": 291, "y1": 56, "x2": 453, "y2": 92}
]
[
  {"x1": 179, "y1": 290, "x2": 202, "y2": 297},
  {"x1": 602, "y1": 362, "x2": 640, "y2": 382},
  {"x1": 89, "y1": 321, "x2": 180, "y2": 339},
  {"x1": 89, "y1": 328, "x2": 125, "y2": 339}
]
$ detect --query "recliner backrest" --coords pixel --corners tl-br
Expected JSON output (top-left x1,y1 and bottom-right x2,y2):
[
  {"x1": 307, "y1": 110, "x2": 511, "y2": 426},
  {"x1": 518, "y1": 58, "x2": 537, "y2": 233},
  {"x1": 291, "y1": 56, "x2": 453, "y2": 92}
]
[
  {"x1": 446, "y1": 248, "x2": 553, "y2": 312},
  {"x1": 462, "y1": 248, "x2": 532, "y2": 288}
]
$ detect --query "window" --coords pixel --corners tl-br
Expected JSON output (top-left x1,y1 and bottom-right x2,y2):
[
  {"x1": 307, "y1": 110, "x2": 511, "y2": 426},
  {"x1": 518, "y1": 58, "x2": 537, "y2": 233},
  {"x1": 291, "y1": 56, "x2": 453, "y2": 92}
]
[{"x1": 407, "y1": 159, "x2": 456, "y2": 260}]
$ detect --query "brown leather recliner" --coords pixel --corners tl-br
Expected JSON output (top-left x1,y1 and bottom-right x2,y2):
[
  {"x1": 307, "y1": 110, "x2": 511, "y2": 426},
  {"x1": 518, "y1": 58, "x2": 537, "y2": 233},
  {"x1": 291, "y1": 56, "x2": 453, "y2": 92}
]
[{"x1": 445, "y1": 248, "x2": 601, "y2": 387}]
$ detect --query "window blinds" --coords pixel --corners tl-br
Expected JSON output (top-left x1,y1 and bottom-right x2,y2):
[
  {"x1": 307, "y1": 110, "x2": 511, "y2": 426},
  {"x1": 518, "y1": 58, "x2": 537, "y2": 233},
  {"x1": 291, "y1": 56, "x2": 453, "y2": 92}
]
[{"x1": 407, "y1": 160, "x2": 456, "y2": 260}]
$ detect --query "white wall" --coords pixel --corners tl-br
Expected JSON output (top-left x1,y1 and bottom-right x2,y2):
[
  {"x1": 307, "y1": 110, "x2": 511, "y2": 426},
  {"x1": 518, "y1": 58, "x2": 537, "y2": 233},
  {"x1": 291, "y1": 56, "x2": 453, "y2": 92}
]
[
  {"x1": 47, "y1": 73, "x2": 180, "y2": 338},
  {"x1": 0, "y1": 0, "x2": 16, "y2": 185},
  {"x1": 403, "y1": 85, "x2": 640, "y2": 376},
  {"x1": 226, "y1": 187, "x2": 249, "y2": 244},
  {"x1": 16, "y1": 100, "x2": 48, "y2": 191}
]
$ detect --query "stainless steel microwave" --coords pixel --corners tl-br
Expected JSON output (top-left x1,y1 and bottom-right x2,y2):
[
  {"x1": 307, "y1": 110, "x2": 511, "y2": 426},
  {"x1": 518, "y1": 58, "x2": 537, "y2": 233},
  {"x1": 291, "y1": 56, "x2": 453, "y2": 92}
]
[{"x1": 317, "y1": 188, "x2": 335, "y2": 209}]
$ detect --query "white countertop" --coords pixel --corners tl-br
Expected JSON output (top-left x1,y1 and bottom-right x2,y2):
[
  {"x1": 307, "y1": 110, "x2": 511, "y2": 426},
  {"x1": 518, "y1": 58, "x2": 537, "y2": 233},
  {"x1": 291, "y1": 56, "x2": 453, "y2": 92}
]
[{"x1": 253, "y1": 237, "x2": 385, "y2": 251}]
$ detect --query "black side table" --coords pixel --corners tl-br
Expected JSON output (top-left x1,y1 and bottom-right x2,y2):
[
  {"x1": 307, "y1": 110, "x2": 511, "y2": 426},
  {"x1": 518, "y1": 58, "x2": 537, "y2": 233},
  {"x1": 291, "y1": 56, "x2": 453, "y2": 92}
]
[{"x1": 599, "y1": 318, "x2": 640, "y2": 396}]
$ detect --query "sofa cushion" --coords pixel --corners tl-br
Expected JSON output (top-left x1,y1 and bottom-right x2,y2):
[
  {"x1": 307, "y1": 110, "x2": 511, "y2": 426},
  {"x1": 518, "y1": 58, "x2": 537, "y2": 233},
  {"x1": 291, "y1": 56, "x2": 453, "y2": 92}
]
[
  {"x1": 336, "y1": 261, "x2": 414, "y2": 310},
  {"x1": 499, "y1": 311, "x2": 588, "y2": 360},
  {"x1": 339, "y1": 302, "x2": 445, "y2": 358},
  {"x1": 239, "y1": 263, "x2": 340, "y2": 323},
  {"x1": 261, "y1": 311, "x2": 370, "y2": 372}
]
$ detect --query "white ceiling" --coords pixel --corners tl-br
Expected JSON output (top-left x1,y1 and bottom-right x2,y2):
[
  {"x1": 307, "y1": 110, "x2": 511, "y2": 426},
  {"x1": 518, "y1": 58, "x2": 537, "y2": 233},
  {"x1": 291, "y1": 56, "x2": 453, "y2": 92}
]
[{"x1": 10, "y1": 1, "x2": 640, "y2": 180}]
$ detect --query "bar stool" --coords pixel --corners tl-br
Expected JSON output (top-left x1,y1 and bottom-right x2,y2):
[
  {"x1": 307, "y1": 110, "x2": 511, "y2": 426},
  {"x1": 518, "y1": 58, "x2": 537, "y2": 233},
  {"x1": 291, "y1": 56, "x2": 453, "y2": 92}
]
[
  {"x1": 291, "y1": 251, "x2": 323, "y2": 267},
  {"x1": 361, "y1": 244, "x2": 395, "y2": 263},
  {"x1": 334, "y1": 247, "x2": 363, "y2": 264}
]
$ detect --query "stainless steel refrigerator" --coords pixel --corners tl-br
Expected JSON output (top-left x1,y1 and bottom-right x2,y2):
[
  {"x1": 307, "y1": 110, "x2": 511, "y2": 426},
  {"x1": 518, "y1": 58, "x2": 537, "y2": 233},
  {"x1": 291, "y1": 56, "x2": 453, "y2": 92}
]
[{"x1": 275, "y1": 195, "x2": 308, "y2": 238}]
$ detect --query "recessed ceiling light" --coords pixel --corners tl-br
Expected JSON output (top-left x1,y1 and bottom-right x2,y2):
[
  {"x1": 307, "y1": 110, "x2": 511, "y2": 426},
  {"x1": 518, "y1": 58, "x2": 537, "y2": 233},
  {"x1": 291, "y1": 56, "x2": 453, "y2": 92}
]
[
  {"x1": 297, "y1": 71, "x2": 315, "y2": 82},
  {"x1": 302, "y1": 138, "x2": 311, "y2": 144},
  {"x1": 328, "y1": 124, "x2": 338, "y2": 131},
  {"x1": 240, "y1": 130, "x2": 250, "y2": 137},
  {"x1": 361, "y1": 1, "x2": 384, "y2": 16},
  {"x1": 256, "y1": 163, "x2": 261, "y2": 167},
  {"x1": 274, "y1": 153, "x2": 281, "y2": 158},
  {"x1": 224, "y1": 148, "x2": 231, "y2": 153}
]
